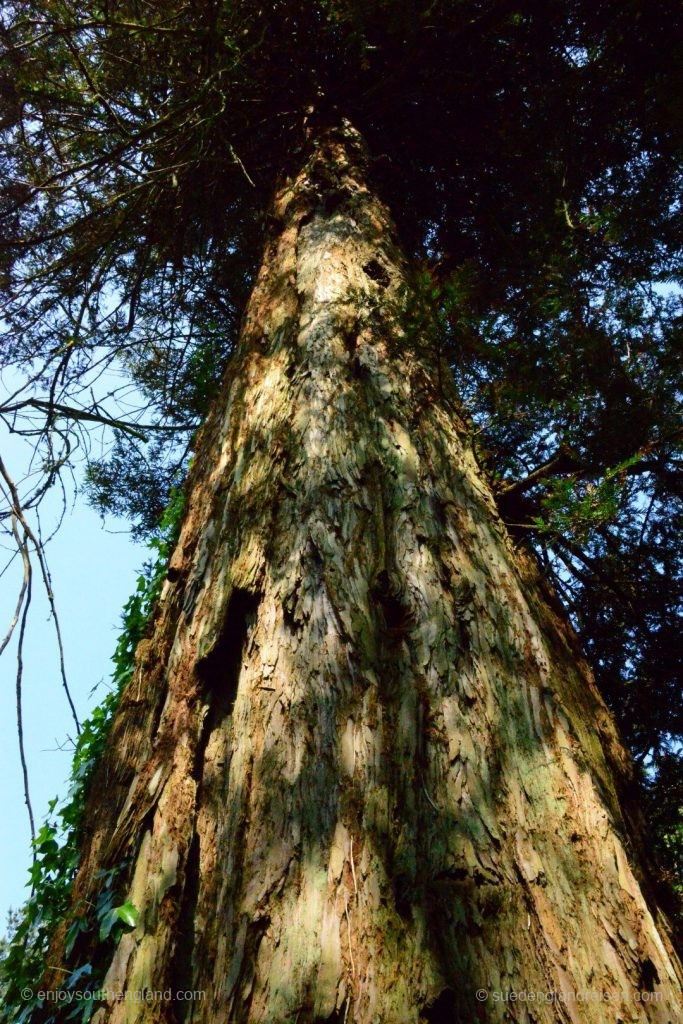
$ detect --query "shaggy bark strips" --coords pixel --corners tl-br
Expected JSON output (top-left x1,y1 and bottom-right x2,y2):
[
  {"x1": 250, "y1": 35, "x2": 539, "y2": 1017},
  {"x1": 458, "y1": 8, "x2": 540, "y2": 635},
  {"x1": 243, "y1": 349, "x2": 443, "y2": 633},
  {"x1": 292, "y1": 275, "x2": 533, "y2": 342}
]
[{"x1": 56, "y1": 123, "x2": 682, "y2": 1023}]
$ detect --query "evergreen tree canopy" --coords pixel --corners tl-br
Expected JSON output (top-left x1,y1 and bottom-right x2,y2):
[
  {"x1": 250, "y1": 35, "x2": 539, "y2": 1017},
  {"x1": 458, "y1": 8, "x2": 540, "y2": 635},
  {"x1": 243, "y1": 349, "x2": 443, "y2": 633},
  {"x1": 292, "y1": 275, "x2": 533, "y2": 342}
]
[{"x1": 0, "y1": 1, "x2": 681, "y2": 891}]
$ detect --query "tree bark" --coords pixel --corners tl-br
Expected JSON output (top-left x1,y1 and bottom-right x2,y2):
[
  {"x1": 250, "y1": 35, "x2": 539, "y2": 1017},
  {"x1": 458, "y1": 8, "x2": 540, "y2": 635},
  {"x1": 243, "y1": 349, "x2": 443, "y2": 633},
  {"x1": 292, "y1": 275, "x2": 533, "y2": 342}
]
[{"x1": 51, "y1": 122, "x2": 681, "y2": 1024}]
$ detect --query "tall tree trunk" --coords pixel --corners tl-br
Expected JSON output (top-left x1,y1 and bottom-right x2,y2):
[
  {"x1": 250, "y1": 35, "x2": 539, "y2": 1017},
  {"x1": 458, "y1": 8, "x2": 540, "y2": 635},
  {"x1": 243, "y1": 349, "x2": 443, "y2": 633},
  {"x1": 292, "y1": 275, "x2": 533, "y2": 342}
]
[{"x1": 52, "y1": 122, "x2": 681, "y2": 1023}]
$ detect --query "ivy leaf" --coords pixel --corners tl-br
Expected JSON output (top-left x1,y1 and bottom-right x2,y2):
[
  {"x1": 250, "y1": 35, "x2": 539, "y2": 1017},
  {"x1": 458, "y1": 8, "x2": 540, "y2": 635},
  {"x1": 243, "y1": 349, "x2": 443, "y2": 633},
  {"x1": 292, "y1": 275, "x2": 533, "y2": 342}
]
[
  {"x1": 98, "y1": 901, "x2": 140, "y2": 941},
  {"x1": 98, "y1": 908, "x2": 118, "y2": 942},
  {"x1": 114, "y1": 901, "x2": 140, "y2": 929},
  {"x1": 65, "y1": 962, "x2": 92, "y2": 989},
  {"x1": 65, "y1": 916, "x2": 86, "y2": 957}
]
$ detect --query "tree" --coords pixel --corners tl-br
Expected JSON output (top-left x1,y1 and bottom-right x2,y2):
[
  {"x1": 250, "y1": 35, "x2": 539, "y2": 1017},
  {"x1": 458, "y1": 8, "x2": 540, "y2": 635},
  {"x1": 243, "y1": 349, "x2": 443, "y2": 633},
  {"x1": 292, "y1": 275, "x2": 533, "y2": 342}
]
[{"x1": 0, "y1": 2, "x2": 681, "y2": 1022}]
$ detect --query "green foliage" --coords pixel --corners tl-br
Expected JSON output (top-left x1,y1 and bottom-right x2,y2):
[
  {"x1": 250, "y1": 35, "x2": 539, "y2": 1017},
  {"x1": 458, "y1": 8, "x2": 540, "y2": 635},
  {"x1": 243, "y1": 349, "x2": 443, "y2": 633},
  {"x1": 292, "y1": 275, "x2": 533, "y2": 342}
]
[
  {"x1": 643, "y1": 749, "x2": 683, "y2": 912},
  {"x1": 532, "y1": 456, "x2": 642, "y2": 540},
  {"x1": 0, "y1": 911, "x2": 21, "y2": 1002},
  {"x1": 660, "y1": 823, "x2": 683, "y2": 898},
  {"x1": 85, "y1": 437, "x2": 182, "y2": 540},
  {"x1": 0, "y1": 490, "x2": 184, "y2": 1024}
]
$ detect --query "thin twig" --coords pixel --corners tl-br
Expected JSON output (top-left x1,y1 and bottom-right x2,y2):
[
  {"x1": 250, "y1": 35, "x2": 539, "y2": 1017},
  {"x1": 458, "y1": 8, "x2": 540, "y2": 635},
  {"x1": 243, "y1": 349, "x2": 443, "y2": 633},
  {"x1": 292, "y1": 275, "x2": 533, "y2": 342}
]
[
  {"x1": 17, "y1": 564, "x2": 36, "y2": 853},
  {"x1": 228, "y1": 143, "x2": 256, "y2": 188}
]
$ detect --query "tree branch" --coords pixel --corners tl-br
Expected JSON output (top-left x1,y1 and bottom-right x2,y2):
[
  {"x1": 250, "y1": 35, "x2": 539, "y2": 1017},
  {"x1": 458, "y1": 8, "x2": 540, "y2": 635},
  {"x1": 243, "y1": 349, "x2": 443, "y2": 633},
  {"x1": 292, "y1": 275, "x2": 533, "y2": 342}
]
[{"x1": 2, "y1": 398, "x2": 195, "y2": 441}]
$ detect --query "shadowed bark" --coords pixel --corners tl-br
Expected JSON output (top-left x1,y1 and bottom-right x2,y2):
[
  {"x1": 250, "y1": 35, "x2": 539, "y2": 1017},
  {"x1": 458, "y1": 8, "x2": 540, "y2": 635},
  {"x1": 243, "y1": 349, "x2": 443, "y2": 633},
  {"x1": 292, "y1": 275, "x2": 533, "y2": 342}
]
[{"x1": 46, "y1": 122, "x2": 682, "y2": 1024}]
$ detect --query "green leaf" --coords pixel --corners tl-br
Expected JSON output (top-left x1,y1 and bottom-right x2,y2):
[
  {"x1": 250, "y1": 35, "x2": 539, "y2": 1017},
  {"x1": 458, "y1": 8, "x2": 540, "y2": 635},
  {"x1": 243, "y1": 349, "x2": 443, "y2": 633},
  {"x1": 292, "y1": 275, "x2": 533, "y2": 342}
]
[
  {"x1": 98, "y1": 901, "x2": 139, "y2": 941},
  {"x1": 64, "y1": 917, "x2": 85, "y2": 957},
  {"x1": 65, "y1": 963, "x2": 92, "y2": 990},
  {"x1": 98, "y1": 908, "x2": 118, "y2": 942},
  {"x1": 114, "y1": 901, "x2": 140, "y2": 929}
]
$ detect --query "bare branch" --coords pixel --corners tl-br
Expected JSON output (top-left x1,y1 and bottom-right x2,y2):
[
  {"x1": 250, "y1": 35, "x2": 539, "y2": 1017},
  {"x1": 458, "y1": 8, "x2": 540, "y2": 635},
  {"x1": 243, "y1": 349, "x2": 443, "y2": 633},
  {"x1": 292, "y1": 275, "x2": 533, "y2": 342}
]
[{"x1": 0, "y1": 513, "x2": 30, "y2": 658}]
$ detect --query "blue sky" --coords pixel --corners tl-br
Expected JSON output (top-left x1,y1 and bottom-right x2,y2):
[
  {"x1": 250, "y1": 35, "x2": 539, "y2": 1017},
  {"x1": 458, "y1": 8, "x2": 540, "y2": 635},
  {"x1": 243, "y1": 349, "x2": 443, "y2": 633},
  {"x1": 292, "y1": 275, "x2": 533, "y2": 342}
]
[{"x1": 0, "y1": 427, "x2": 145, "y2": 927}]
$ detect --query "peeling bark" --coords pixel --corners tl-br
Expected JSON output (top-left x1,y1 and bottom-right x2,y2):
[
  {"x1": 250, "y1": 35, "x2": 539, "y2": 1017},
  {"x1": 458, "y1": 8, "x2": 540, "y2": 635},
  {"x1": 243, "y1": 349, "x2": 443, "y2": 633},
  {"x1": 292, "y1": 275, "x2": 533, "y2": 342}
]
[{"x1": 49, "y1": 122, "x2": 682, "y2": 1023}]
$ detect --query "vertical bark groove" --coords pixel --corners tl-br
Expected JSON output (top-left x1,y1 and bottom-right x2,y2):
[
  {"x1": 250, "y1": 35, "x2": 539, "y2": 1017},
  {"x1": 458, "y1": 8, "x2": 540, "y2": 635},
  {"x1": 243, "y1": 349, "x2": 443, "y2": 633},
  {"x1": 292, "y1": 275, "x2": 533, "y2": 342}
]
[{"x1": 49, "y1": 122, "x2": 682, "y2": 1024}]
